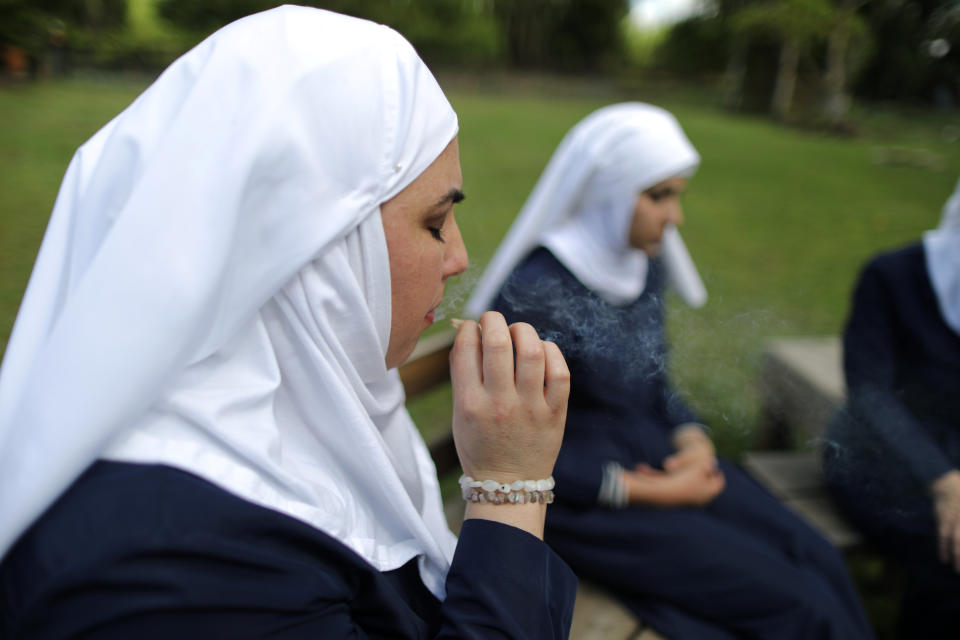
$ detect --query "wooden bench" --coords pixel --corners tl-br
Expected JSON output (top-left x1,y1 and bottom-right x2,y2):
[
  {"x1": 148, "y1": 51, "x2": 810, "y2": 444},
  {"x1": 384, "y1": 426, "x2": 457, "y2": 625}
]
[
  {"x1": 399, "y1": 330, "x2": 663, "y2": 640},
  {"x1": 742, "y1": 336, "x2": 863, "y2": 550}
]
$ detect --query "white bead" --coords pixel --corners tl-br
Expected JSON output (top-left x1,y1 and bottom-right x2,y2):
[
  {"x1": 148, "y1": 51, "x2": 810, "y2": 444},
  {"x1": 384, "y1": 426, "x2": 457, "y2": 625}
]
[
  {"x1": 524, "y1": 480, "x2": 538, "y2": 492},
  {"x1": 510, "y1": 480, "x2": 525, "y2": 491},
  {"x1": 481, "y1": 480, "x2": 499, "y2": 492}
]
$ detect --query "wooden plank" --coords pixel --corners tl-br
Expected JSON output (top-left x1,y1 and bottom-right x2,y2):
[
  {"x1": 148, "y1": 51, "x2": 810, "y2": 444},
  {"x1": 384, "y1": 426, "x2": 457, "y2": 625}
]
[
  {"x1": 765, "y1": 337, "x2": 845, "y2": 404},
  {"x1": 741, "y1": 451, "x2": 825, "y2": 498},
  {"x1": 783, "y1": 495, "x2": 863, "y2": 550},
  {"x1": 569, "y1": 581, "x2": 642, "y2": 640},
  {"x1": 758, "y1": 337, "x2": 844, "y2": 444},
  {"x1": 742, "y1": 451, "x2": 863, "y2": 550}
]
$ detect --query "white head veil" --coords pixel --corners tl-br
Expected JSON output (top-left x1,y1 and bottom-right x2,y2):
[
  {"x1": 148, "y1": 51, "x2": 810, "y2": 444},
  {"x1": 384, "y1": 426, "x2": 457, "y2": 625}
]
[
  {"x1": 466, "y1": 102, "x2": 704, "y2": 317},
  {"x1": 0, "y1": 6, "x2": 459, "y2": 596},
  {"x1": 924, "y1": 178, "x2": 960, "y2": 335}
]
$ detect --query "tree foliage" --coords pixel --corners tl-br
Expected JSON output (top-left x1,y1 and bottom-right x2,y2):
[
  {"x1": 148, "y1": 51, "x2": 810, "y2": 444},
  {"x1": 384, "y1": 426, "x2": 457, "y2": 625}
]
[
  {"x1": 652, "y1": 15, "x2": 732, "y2": 74},
  {"x1": 855, "y1": 0, "x2": 959, "y2": 104},
  {"x1": 156, "y1": 0, "x2": 503, "y2": 67},
  {"x1": 0, "y1": 0, "x2": 129, "y2": 71},
  {"x1": 154, "y1": 0, "x2": 627, "y2": 71},
  {"x1": 492, "y1": 0, "x2": 629, "y2": 71}
]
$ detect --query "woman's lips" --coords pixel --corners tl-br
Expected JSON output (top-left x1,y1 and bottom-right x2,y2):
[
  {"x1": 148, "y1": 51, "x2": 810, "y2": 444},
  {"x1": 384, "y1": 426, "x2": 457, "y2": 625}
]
[{"x1": 426, "y1": 297, "x2": 442, "y2": 324}]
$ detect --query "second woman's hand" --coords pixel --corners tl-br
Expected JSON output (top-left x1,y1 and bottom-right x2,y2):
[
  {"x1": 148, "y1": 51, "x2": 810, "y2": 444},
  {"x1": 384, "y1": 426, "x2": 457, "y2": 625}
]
[
  {"x1": 449, "y1": 311, "x2": 570, "y2": 539},
  {"x1": 932, "y1": 469, "x2": 960, "y2": 573},
  {"x1": 625, "y1": 461, "x2": 725, "y2": 507}
]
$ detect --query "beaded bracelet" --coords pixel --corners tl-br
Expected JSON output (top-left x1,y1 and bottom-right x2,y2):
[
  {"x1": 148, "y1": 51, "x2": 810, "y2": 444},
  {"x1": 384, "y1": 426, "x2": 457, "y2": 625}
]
[{"x1": 458, "y1": 475, "x2": 555, "y2": 505}]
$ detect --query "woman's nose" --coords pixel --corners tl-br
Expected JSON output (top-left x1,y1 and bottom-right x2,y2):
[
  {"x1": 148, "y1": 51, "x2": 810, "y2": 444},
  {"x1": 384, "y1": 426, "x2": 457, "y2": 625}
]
[
  {"x1": 670, "y1": 203, "x2": 685, "y2": 227},
  {"x1": 443, "y1": 216, "x2": 469, "y2": 279}
]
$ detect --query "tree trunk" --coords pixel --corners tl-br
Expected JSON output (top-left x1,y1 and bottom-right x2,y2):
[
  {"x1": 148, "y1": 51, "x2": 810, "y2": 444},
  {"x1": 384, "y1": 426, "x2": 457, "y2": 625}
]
[
  {"x1": 822, "y1": 29, "x2": 850, "y2": 126},
  {"x1": 771, "y1": 38, "x2": 799, "y2": 121},
  {"x1": 822, "y1": 8, "x2": 855, "y2": 127},
  {"x1": 723, "y1": 39, "x2": 748, "y2": 111}
]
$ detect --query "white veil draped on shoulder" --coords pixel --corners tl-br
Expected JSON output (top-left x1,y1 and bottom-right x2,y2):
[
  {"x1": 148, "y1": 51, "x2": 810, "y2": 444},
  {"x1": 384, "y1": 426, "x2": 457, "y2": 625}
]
[
  {"x1": 0, "y1": 6, "x2": 458, "y2": 596},
  {"x1": 466, "y1": 102, "x2": 704, "y2": 317},
  {"x1": 924, "y1": 178, "x2": 960, "y2": 335}
]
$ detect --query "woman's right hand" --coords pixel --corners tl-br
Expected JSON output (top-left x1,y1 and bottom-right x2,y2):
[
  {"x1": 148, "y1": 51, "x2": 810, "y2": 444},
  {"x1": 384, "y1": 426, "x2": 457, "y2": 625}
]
[
  {"x1": 450, "y1": 312, "x2": 570, "y2": 537},
  {"x1": 623, "y1": 461, "x2": 725, "y2": 508}
]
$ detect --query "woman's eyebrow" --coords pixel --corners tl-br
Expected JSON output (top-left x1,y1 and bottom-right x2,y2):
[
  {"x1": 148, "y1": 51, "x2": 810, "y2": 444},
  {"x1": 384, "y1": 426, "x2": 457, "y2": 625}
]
[{"x1": 433, "y1": 188, "x2": 465, "y2": 208}]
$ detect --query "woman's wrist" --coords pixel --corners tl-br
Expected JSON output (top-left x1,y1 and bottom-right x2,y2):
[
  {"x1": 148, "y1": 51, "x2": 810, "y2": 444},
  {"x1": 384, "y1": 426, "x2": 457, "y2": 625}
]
[
  {"x1": 623, "y1": 468, "x2": 657, "y2": 504},
  {"x1": 672, "y1": 423, "x2": 708, "y2": 448},
  {"x1": 931, "y1": 470, "x2": 960, "y2": 498},
  {"x1": 464, "y1": 502, "x2": 547, "y2": 539}
]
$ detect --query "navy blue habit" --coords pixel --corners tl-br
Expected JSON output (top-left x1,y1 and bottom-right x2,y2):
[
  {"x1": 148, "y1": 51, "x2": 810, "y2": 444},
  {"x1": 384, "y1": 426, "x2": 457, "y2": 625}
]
[
  {"x1": 493, "y1": 247, "x2": 874, "y2": 640},
  {"x1": 824, "y1": 242, "x2": 960, "y2": 639},
  {"x1": 0, "y1": 460, "x2": 576, "y2": 639}
]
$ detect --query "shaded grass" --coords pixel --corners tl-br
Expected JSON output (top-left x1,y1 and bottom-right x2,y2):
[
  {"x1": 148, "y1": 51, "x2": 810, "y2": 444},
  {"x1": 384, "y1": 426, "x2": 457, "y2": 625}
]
[{"x1": 1, "y1": 77, "x2": 958, "y2": 461}]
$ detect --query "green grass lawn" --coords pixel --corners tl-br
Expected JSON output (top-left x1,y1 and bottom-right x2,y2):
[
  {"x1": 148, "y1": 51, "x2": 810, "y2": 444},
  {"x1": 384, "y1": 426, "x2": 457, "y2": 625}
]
[{"x1": 1, "y1": 76, "x2": 958, "y2": 460}]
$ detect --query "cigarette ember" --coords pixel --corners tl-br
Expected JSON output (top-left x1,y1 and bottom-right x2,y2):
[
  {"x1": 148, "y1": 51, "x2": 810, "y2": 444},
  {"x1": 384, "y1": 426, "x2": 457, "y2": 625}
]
[{"x1": 450, "y1": 318, "x2": 465, "y2": 329}]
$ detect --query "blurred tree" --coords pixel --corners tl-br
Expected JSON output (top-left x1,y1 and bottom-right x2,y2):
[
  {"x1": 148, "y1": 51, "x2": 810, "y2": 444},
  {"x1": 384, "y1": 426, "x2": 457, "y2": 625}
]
[
  {"x1": 723, "y1": 0, "x2": 958, "y2": 108},
  {"x1": 0, "y1": 0, "x2": 128, "y2": 75},
  {"x1": 156, "y1": 0, "x2": 276, "y2": 33},
  {"x1": 0, "y1": 2, "x2": 49, "y2": 62},
  {"x1": 156, "y1": 0, "x2": 500, "y2": 68},
  {"x1": 492, "y1": 0, "x2": 557, "y2": 68},
  {"x1": 821, "y1": 0, "x2": 871, "y2": 126},
  {"x1": 732, "y1": 0, "x2": 835, "y2": 120},
  {"x1": 855, "y1": 0, "x2": 959, "y2": 105},
  {"x1": 653, "y1": 15, "x2": 732, "y2": 75},
  {"x1": 493, "y1": 0, "x2": 629, "y2": 71}
]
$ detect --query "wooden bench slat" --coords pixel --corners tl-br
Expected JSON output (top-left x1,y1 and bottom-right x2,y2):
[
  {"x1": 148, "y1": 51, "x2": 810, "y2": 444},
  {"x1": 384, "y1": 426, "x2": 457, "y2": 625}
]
[
  {"x1": 569, "y1": 581, "x2": 642, "y2": 640},
  {"x1": 758, "y1": 337, "x2": 844, "y2": 447},
  {"x1": 743, "y1": 451, "x2": 863, "y2": 550},
  {"x1": 783, "y1": 495, "x2": 864, "y2": 550},
  {"x1": 741, "y1": 451, "x2": 826, "y2": 498}
]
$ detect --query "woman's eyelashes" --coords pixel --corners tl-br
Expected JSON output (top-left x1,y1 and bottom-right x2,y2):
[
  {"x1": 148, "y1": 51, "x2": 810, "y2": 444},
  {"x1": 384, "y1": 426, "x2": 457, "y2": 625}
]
[
  {"x1": 426, "y1": 211, "x2": 450, "y2": 243},
  {"x1": 647, "y1": 189, "x2": 670, "y2": 203}
]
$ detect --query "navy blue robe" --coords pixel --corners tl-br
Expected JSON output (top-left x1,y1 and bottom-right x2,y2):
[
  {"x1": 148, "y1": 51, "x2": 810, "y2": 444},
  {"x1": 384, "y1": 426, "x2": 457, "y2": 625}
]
[
  {"x1": 494, "y1": 247, "x2": 873, "y2": 640},
  {"x1": 823, "y1": 242, "x2": 960, "y2": 638},
  {"x1": 0, "y1": 461, "x2": 576, "y2": 639}
]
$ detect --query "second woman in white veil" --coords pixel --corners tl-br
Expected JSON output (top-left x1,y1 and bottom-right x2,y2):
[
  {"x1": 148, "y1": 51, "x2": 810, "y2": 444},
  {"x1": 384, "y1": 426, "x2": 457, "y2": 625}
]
[{"x1": 469, "y1": 102, "x2": 875, "y2": 640}]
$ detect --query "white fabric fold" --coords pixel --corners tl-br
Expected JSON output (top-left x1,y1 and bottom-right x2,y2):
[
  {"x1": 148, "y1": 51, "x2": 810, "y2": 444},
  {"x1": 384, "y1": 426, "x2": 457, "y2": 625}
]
[
  {"x1": 924, "y1": 178, "x2": 960, "y2": 335},
  {"x1": 0, "y1": 5, "x2": 458, "y2": 596},
  {"x1": 467, "y1": 102, "x2": 703, "y2": 316}
]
